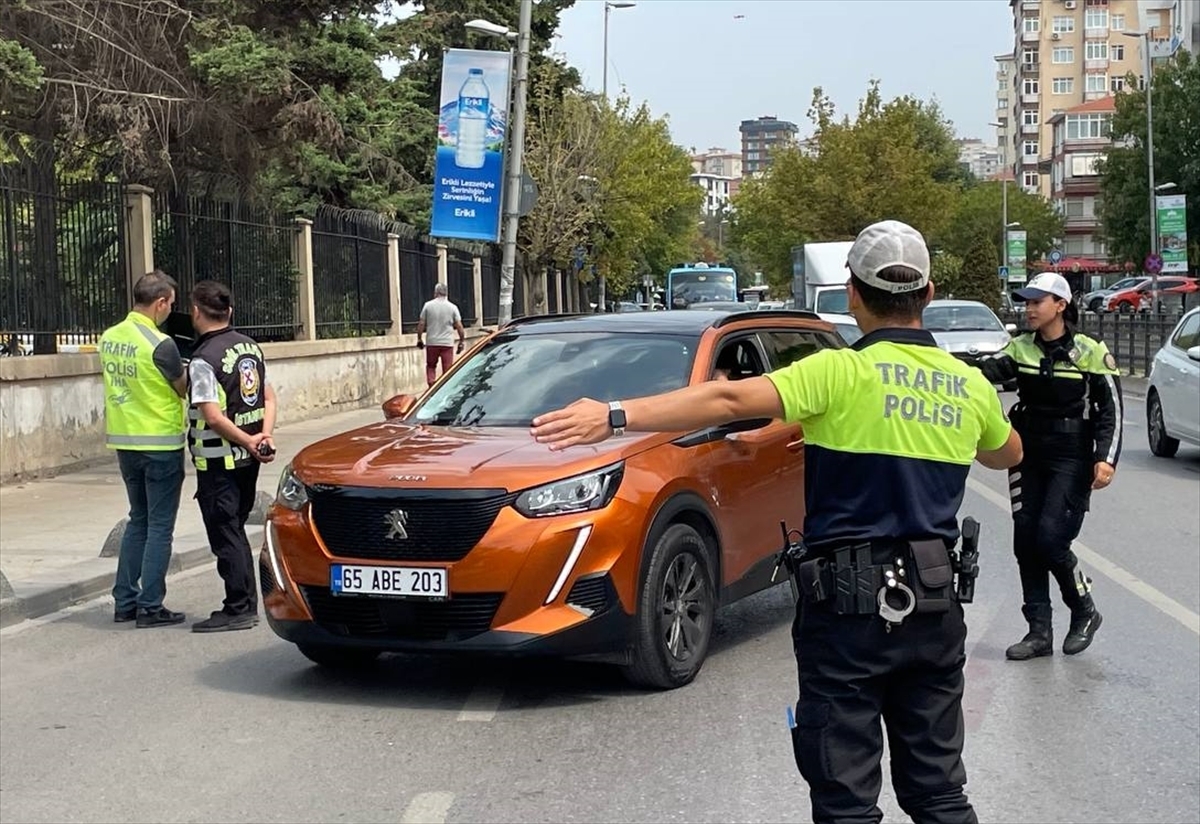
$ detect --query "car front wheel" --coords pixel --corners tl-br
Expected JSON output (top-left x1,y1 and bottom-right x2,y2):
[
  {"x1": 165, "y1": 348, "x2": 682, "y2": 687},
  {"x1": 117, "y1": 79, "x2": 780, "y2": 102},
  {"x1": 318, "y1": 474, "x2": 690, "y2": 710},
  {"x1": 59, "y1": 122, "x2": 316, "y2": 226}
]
[
  {"x1": 622, "y1": 523, "x2": 716, "y2": 690},
  {"x1": 1147, "y1": 391, "x2": 1180, "y2": 458}
]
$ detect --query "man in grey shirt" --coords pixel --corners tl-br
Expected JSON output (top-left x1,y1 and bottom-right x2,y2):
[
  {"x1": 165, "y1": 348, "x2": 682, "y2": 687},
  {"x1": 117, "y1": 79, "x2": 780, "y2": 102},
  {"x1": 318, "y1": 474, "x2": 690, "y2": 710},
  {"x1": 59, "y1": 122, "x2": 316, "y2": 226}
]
[{"x1": 416, "y1": 283, "x2": 465, "y2": 386}]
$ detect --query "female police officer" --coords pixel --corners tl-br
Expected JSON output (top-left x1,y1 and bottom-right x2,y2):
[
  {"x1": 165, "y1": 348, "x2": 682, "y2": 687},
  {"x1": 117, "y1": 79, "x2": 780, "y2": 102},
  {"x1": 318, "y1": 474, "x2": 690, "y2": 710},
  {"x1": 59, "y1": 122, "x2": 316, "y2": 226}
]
[{"x1": 978, "y1": 272, "x2": 1121, "y2": 660}]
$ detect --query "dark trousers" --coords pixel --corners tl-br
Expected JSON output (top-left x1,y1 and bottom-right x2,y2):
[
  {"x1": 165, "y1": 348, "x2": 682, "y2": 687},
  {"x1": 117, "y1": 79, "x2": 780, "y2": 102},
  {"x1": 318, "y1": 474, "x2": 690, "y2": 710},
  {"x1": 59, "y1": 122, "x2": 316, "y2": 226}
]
[
  {"x1": 1007, "y1": 432, "x2": 1092, "y2": 608},
  {"x1": 791, "y1": 601, "x2": 977, "y2": 824},
  {"x1": 195, "y1": 464, "x2": 260, "y2": 616}
]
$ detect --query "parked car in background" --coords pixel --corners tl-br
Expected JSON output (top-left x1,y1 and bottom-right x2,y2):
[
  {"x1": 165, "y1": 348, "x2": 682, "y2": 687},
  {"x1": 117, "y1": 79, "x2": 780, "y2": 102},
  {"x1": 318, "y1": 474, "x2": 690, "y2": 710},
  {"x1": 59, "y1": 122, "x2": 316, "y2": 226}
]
[
  {"x1": 1083, "y1": 277, "x2": 1146, "y2": 313},
  {"x1": 818, "y1": 312, "x2": 863, "y2": 345},
  {"x1": 262, "y1": 309, "x2": 845, "y2": 689},
  {"x1": 1146, "y1": 307, "x2": 1200, "y2": 457},
  {"x1": 1104, "y1": 277, "x2": 1199, "y2": 313},
  {"x1": 922, "y1": 300, "x2": 1017, "y2": 390}
]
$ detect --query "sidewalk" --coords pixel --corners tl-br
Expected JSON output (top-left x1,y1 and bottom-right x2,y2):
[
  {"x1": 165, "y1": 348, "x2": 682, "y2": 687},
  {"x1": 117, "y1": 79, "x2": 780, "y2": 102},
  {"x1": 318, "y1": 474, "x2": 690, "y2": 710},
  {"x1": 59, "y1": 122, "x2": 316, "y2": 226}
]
[
  {"x1": 0, "y1": 376, "x2": 1151, "y2": 629},
  {"x1": 0, "y1": 406, "x2": 384, "y2": 628}
]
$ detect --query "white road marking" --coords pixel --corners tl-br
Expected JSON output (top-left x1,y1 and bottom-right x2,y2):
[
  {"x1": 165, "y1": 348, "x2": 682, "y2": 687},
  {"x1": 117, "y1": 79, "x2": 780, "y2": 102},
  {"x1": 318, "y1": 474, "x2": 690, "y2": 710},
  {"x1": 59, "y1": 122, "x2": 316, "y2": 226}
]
[
  {"x1": 457, "y1": 677, "x2": 507, "y2": 722},
  {"x1": 967, "y1": 477, "x2": 1200, "y2": 636},
  {"x1": 399, "y1": 791, "x2": 455, "y2": 824}
]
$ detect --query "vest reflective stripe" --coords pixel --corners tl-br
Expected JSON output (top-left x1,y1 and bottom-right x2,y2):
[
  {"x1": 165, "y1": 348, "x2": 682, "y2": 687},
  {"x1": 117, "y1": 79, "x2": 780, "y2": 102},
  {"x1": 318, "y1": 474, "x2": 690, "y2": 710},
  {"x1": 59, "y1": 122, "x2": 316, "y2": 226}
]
[
  {"x1": 191, "y1": 444, "x2": 234, "y2": 459},
  {"x1": 101, "y1": 312, "x2": 185, "y2": 452},
  {"x1": 107, "y1": 433, "x2": 186, "y2": 447}
]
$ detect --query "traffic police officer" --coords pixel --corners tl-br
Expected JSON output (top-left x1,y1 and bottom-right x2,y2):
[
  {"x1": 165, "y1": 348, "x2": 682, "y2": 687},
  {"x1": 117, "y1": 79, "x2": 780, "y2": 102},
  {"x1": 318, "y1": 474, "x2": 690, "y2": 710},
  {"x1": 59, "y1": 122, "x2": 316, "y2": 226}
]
[
  {"x1": 977, "y1": 272, "x2": 1120, "y2": 660},
  {"x1": 530, "y1": 221, "x2": 1023, "y2": 823},
  {"x1": 186, "y1": 280, "x2": 278, "y2": 633}
]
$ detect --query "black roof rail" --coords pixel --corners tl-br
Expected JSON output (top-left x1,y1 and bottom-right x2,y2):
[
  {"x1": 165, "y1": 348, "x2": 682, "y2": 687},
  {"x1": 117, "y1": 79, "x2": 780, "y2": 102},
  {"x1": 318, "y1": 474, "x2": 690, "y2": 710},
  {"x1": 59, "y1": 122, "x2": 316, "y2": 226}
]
[
  {"x1": 713, "y1": 308, "x2": 823, "y2": 328},
  {"x1": 499, "y1": 312, "x2": 592, "y2": 329}
]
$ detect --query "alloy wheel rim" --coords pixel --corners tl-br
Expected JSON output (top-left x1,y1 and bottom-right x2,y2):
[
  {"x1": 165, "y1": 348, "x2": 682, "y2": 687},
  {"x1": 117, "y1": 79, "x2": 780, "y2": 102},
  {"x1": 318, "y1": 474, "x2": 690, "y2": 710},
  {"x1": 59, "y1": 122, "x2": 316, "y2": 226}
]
[{"x1": 660, "y1": 553, "x2": 709, "y2": 662}]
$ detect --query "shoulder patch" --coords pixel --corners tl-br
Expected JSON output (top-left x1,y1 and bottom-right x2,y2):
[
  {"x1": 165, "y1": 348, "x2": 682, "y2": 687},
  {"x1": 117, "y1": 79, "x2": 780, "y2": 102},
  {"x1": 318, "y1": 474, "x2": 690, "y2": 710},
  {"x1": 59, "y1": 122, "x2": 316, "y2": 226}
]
[{"x1": 1104, "y1": 352, "x2": 1117, "y2": 371}]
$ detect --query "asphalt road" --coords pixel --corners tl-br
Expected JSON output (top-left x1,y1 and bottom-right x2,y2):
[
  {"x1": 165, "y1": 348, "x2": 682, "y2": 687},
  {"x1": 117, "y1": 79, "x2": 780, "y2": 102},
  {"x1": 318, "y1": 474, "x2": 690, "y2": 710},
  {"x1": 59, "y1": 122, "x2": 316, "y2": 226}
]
[{"x1": 2, "y1": 401, "x2": 1198, "y2": 824}]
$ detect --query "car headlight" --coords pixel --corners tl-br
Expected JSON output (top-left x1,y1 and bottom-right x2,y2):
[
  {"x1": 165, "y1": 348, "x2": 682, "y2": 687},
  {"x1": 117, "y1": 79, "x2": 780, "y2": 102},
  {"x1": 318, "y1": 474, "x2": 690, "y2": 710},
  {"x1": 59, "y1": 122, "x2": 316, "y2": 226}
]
[
  {"x1": 275, "y1": 464, "x2": 309, "y2": 511},
  {"x1": 514, "y1": 463, "x2": 624, "y2": 518}
]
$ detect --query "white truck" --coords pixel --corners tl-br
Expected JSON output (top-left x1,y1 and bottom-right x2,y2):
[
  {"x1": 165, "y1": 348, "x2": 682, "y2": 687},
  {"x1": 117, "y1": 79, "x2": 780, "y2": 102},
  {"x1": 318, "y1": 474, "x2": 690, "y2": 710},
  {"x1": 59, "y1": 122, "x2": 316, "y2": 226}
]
[{"x1": 791, "y1": 241, "x2": 852, "y2": 314}]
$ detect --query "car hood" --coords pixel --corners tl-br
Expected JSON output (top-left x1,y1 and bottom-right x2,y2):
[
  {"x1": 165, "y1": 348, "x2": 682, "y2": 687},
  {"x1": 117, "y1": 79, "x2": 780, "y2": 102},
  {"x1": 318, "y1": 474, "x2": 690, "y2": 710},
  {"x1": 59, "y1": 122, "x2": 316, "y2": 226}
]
[
  {"x1": 290, "y1": 421, "x2": 658, "y2": 490},
  {"x1": 929, "y1": 330, "x2": 1011, "y2": 354}
]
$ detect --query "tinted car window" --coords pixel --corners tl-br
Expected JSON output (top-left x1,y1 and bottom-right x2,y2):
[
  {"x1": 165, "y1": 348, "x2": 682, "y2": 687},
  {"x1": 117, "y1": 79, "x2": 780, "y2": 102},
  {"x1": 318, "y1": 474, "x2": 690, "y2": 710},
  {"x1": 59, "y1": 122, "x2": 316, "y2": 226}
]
[
  {"x1": 1172, "y1": 312, "x2": 1200, "y2": 350},
  {"x1": 412, "y1": 332, "x2": 695, "y2": 427},
  {"x1": 760, "y1": 330, "x2": 830, "y2": 370}
]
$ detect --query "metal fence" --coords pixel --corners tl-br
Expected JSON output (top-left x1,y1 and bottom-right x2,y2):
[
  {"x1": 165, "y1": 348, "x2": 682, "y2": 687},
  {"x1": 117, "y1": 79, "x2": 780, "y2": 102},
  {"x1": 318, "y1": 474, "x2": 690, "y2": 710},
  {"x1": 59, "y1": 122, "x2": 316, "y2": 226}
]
[
  {"x1": 1000, "y1": 308, "x2": 1189, "y2": 375},
  {"x1": 154, "y1": 191, "x2": 299, "y2": 342},
  {"x1": 311, "y1": 209, "x2": 391, "y2": 339},
  {"x1": 446, "y1": 248, "x2": 478, "y2": 327},
  {"x1": 0, "y1": 164, "x2": 128, "y2": 354},
  {"x1": 480, "y1": 250, "x2": 500, "y2": 326},
  {"x1": 398, "y1": 236, "x2": 439, "y2": 333}
]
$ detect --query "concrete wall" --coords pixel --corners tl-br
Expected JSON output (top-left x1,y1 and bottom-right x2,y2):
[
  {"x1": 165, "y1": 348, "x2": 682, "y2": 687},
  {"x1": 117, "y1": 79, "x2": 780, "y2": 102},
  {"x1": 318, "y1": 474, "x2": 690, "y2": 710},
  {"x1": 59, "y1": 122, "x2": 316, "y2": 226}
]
[{"x1": 0, "y1": 332, "x2": 485, "y2": 483}]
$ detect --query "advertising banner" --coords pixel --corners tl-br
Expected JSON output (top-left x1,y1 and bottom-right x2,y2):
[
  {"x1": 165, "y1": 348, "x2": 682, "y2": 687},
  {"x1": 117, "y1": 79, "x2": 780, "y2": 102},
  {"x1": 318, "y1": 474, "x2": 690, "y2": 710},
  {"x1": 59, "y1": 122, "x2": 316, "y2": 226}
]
[
  {"x1": 1156, "y1": 194, "x2": 1188, "y2": 274},
  {"x1": 1006, "y1": 230, "x2": 1028, "y2": 284},
  {"x1": 430, "y1": 48, "x2": 512, "y2": 242}
]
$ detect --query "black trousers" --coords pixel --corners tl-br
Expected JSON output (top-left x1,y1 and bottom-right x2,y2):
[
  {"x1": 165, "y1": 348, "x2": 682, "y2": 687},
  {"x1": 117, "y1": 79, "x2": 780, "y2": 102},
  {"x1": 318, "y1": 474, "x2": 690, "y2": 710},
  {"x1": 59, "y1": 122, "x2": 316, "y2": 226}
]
[
  {"x1": 1007, "y1": 430, "x2": 1093, "y2": 609},
  {"x1": 196, "y1": 464, "x2": 260, "y2": 616},
  {"x1": 791, "y1": 601, "x2": 977, "y2": 824}
]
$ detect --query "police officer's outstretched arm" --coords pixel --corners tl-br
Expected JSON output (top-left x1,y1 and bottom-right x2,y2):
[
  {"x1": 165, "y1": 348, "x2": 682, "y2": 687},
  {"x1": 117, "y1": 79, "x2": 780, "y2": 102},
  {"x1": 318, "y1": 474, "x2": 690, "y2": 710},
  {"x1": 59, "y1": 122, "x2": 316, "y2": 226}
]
[
  {"x1": 974, "y1": 382, "x2": 1023, "y2": 469},
  {"x1": 976, "y1": 344, "x2": 1018, "y2": 386}
]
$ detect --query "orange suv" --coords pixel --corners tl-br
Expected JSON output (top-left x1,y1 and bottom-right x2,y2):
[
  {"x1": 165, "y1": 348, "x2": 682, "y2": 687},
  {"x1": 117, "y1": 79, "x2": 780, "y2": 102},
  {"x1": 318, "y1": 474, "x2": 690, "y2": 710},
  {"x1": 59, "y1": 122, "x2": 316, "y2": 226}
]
[{"x1": 261, "y1": 309, "x2": 845, "y2": 688}]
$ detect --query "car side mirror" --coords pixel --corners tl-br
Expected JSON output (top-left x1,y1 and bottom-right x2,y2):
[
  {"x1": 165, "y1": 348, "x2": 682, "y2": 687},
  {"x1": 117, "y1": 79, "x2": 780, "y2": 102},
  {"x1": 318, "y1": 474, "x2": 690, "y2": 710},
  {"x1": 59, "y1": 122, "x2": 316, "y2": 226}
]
[
  {"x1": 382, "y1": 393, "x2": 417, "y2": 420},
  {"x1": 1005, "y1": 323, "x2": 1018, "y2": 334},
  {"x1": 1187, "y1": 345, "x2": 1200, "y2": 363}
]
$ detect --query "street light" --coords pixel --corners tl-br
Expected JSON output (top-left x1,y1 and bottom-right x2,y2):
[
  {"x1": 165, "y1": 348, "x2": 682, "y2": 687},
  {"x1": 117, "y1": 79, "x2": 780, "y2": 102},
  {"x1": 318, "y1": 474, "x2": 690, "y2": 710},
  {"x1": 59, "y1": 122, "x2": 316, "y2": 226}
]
[
  {"x1": 989, "y1": 121, "x2": 1011, "y2": 272},
  {"x1": 596, "y1": 1, "x2": 635, "y2": 312},
  {"x1": 1122, "y1": 29, "x2": 1159, "y2": 298},
  {"x1": 466, "y1": 1, "x2": 532, "y2": 328}
]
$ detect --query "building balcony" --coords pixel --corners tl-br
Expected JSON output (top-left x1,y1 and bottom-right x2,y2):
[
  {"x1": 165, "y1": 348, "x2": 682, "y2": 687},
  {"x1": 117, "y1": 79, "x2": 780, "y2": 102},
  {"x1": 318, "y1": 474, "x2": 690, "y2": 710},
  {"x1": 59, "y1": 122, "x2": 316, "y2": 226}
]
[
  {"x1": 1085, "y1": 27, "x2": 1109, "y2": 39},
  {"x1": 1022, "y1": 61, "x2": 1041, "y2": 75},
  {"x1": 1022, "y1": 122, "x2": 1040, "y2": 135},
  {"x1": 1083, "y1": 90, "x2": 1108, "y2": 101},
  {"x1": 1084, "y1": 58, "x2": 1109, "y2": 70},
  {"x1": 1021, "y1": 91, "x2": 1040, "y2": 104},
  {"x1": 1063, "y1": 214, "x2": 1100, "y2": 229},
  {"x1": 1022, "y1": 29, "x2": 1040, "y2": 42},
  {"x1": 1023, "y1": 0, "x2": 1040, "y2": 8}
]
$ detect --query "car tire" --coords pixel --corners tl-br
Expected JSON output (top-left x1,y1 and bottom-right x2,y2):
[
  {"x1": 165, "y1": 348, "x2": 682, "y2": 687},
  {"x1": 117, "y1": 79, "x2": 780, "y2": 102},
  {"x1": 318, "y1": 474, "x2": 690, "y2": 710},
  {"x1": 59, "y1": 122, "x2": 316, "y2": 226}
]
[
  {"x1": 621, "y1": 523, "x2": 716, "y2": 690},
  {"x1": 1118, "y1": 302, "x2": 1132, "y2": 313},
  {"x1": 1088, "y1": 297, "x2": 1103, "y2": 313},
  {"x1": 1147, "y1": 391, "x2": 1180, "y2": 458},
  {"x1": 297, "y1": 644, "x2": 381, "y2": 669}
]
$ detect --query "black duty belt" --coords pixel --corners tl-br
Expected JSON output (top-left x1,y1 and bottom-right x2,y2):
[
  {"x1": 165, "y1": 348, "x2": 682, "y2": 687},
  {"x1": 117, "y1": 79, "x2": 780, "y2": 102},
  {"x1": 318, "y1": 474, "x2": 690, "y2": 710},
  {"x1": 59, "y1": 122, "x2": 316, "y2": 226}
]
[{"x1": 1020, "y1": 415, "x2": 1091, "y2": 435}]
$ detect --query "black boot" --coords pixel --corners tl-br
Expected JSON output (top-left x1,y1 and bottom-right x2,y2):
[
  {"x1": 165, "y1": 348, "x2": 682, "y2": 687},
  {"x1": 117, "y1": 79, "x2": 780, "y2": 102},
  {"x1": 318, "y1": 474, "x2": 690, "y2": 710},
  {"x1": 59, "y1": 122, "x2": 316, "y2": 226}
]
[
  {"x1": 1006, "y1": 603, "x2": 1053, "y2": 661},
  {"x1": 1063, "y1": 593, "x2": 1102, "y2": 655}
]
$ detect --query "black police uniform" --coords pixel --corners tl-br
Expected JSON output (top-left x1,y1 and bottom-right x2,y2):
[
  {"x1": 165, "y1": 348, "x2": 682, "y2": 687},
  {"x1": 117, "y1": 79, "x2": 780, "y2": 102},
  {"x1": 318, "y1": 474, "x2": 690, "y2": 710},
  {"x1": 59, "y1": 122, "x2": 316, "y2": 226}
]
[
  {"x1": 768, "y1": 327, "x2": 1013, "y2": 824},
  {"x1": 978, "y1": 328, "x2": 1121, "y2": 658},
  {"x1": 188, "y1": 326, "x2": 268, "y2": 619}
]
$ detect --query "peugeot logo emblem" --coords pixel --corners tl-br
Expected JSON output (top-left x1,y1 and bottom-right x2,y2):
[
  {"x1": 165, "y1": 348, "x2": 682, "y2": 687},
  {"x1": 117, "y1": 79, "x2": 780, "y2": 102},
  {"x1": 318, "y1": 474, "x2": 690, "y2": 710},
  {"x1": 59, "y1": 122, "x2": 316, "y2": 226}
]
[
  {"x1": 384, "y1": 509, "x2": 409, "y2": 540},
  {"x1": 967, "y1": 346, "x2": 980, "y2": 356}
]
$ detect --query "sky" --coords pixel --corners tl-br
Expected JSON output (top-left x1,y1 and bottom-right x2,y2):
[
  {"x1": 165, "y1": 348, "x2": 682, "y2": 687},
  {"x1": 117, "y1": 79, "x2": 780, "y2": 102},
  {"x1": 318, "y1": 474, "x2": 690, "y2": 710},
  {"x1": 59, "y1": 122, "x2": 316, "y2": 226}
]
[{"x1": 550, "y1": 0, "x2": 1015, "y2": 152}]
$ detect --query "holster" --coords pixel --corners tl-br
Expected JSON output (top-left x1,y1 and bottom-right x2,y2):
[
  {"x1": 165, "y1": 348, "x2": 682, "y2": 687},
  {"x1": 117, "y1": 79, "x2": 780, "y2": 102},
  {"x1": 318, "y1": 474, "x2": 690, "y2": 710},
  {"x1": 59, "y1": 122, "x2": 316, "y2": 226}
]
[
  {"x1": 833, "y1": 545, "x2": 881, "y2": 615},
  {"x1": 906, "y1": 539, "x2": 955, "y2": 614}
]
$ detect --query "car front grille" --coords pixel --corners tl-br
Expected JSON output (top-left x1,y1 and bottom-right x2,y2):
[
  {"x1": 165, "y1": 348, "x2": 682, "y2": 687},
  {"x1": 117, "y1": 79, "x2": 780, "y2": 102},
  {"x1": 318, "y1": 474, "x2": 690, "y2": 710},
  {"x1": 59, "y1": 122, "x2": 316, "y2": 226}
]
[
  {"x1": 260, "y1": 558, "x2": 277, "y2": 598},
  {"x1": 566, "y1": 573, "x2": 615, "y2": 614},
  {"x1": 300, "y1": 586, "x2": 503, "y2": 641},
  {"x1": 308, "y1": 486, "x2": 517, "y2": 562}
]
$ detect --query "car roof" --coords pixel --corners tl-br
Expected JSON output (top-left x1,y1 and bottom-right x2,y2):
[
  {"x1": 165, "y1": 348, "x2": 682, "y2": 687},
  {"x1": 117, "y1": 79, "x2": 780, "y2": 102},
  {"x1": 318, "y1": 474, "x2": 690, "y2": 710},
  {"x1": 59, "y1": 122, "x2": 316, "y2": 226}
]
[
  {"x1": 500, "y1": 309, "x2": 822, "y2": 336},
  {"x1": 925, "y1": 299, "x2": 996, "y2": 309}
]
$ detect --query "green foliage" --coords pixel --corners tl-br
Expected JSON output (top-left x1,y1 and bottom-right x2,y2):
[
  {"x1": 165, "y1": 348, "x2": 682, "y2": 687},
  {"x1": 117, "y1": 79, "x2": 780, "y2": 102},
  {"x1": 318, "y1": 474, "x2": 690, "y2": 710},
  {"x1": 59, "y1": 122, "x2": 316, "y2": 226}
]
[
  {"x1": 956, "y1": 235, "x2": 1001, "y2": 310},
  {"x1": 730, "y1": 80, "x2": 964, "y2": 293},
  {"x1": 935, "y1": 181, "x2": 1064, "y2": 263},
  {"x1": 0, "y1": 37, "x2": 41, "y2": 94},
  {"x1": 931, "y1": 251, "x2": 964, "y2": 299},
  {"x1": 1099, "y1": 50, "x2": 1200, "y2": 269}
]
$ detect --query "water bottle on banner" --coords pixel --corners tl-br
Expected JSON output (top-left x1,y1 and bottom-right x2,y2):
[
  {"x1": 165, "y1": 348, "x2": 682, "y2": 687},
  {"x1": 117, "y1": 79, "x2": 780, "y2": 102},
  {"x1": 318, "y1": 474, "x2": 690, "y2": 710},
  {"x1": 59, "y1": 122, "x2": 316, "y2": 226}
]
[{"x1": 455, "y1": 68, "x2": 489, "y2": 169}]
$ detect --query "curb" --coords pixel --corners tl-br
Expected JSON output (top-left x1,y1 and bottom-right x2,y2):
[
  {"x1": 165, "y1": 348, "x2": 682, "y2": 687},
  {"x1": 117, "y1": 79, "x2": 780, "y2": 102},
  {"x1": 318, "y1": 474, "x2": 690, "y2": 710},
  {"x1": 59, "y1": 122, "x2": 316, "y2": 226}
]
[{"x1": 0, "y1": 528, "x2": 262, "y2": 629}]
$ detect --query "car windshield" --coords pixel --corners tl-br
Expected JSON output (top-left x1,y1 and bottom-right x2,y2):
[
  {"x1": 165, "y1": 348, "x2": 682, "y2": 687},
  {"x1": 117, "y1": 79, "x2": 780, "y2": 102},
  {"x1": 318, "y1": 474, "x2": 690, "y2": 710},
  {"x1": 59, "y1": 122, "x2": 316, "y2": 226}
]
[
  {"x1": 411, "y1": 332, "x2": 696, "y2": 427},
  {"x1": 815, "y1": 288, "x2": 849, "y2": 314},
  {"x1": 923, "y1": 305, "x2": 1004, "y2": 332},
  {"x1": 833, "y1": 322, "x2": 863, "y2": 345}
]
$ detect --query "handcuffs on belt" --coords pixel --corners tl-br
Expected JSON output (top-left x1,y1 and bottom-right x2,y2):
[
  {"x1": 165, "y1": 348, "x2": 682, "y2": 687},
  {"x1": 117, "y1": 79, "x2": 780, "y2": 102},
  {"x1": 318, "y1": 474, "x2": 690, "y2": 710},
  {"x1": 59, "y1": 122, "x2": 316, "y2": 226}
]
[{"x1": 878, "y1": 557, "x2": 917, "y2": 632}]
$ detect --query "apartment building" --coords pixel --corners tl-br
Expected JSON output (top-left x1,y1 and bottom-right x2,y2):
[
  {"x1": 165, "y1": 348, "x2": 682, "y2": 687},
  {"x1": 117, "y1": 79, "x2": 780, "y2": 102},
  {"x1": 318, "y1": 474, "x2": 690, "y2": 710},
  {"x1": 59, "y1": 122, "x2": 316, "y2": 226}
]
[
  {"x1": 1047, "y1": 96, "x2": 1115, "y2": 259},
  {"x1": 691, "y1": 147, "x2": 743, "y2": 180},
  {"x1": 994, "y1": 53, "x2": 1017, "y2": 172},
  {"x1": 739, "y1": 115, "x2": 799, "y2": 177},
  {"x1": 957, "y1": 138, "x2": 1002, "y2": 179},
  {"x1": 691, "y1": 172, "x2": 736, "y2": 217},
  {"x1": 1007, "y1": 0, "x2": 1143, "y2": 199}
]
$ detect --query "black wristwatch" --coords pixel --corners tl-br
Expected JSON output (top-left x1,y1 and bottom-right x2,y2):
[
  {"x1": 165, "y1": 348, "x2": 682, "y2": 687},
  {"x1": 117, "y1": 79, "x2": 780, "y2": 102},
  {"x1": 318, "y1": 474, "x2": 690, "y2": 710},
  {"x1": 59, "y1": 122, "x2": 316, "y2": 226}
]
[{"x1": 608, "y1": 401, "x2": 626, "y2": 437}]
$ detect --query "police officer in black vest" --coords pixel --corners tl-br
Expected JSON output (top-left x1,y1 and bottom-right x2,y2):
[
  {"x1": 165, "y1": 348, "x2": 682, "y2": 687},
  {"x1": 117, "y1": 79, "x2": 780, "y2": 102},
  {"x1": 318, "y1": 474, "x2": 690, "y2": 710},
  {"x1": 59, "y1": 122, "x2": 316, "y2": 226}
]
[{"x1": 186, "y1": 280, "x2": 277, "y2": 633}]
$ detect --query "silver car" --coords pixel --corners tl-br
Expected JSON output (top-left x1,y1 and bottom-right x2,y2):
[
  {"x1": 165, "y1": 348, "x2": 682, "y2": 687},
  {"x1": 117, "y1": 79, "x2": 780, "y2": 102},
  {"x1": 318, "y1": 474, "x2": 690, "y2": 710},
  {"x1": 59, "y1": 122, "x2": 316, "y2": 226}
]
[
  {"x1": 922, "y1": 300, "x2": 1016, "y2": 389},
  {"x1": 1147, "y1": 307, "x2": 1200, "y2": 457}
]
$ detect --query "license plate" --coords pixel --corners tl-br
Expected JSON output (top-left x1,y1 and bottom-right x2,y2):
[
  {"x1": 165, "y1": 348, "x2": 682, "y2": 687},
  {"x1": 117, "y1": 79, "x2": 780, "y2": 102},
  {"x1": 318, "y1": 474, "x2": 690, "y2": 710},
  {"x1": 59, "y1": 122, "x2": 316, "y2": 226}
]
[{"x1": 330, "y1": 564, "x2": 449, "y2": 600}]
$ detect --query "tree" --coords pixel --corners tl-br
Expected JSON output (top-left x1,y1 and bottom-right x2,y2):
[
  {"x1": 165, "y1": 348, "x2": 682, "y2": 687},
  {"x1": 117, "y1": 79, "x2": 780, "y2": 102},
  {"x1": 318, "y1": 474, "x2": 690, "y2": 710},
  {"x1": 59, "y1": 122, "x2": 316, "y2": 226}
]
[
  {"x1": 1099, "y1": 49, "x2": 1200, "y2": 269},
  {"x1": 931, "y1": 251, "x2": 965, "y2": 298},
  {"x1": 729, "y1": 81, "x2": 965, "y2": 292},
  {"x1": 934, "y1": 181, "x2": 1064, "y2": 264},
  {"x1": 956, "y1": 235, "x2": 1002, "y2": 310}
]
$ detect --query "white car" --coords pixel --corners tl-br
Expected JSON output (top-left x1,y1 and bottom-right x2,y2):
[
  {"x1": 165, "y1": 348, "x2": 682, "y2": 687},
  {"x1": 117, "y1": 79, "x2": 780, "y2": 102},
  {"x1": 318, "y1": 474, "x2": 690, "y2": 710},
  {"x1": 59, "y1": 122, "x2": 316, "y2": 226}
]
[
  {"x1": 1146, "y1": 307, "x2": 1200, "y2": 457},
  {"x1": 818, "y1": 312, "x2": 863, "y2": 345}
]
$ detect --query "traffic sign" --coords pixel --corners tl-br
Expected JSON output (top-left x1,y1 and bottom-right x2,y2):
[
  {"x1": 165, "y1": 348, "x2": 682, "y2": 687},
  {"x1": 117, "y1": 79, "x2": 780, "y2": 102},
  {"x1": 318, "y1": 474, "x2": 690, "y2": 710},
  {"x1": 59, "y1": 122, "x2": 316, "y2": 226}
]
[
  {"x1": 517, "y1": 171, "x2": 538, "y2": 217},
  {"x1": 998, "y1": 265, "x2": 1009, "y2": 279},
  {"x1": 1049, "y1": 249, "x2": 1063, "y2": 265},
  {"x1": 1144, "y1": 253, "x2": 1163, "y2": 275}
]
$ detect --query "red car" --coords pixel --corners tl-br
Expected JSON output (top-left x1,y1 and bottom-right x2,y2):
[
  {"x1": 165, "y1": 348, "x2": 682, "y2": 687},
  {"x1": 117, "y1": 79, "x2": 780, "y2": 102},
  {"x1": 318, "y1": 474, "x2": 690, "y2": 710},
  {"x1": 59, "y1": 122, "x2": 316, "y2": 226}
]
[{"x1": 1105, "y1": 277, "x2": 1199, "y2": 313}]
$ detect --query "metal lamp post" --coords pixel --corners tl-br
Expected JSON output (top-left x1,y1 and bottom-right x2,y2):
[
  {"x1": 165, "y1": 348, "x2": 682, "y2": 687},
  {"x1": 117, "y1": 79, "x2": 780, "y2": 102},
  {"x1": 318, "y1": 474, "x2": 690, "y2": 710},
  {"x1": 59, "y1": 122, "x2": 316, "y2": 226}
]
[
  {"x1": 466, "y1": 1, "x2": 532, "y2": 328},
  {"x1": 989, "y1": 121, "x2": 1012, "y2": 272},
  {"x1": 596, "y1": 1, "x2": 635, "y2": 312}
]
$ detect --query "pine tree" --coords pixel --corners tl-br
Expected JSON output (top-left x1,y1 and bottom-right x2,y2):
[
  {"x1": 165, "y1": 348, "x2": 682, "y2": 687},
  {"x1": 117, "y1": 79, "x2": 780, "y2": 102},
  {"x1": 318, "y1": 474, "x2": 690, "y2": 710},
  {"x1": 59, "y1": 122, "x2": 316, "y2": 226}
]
[{"x1": 957, "y1": 234, "x2": 1002, "y2": 311}]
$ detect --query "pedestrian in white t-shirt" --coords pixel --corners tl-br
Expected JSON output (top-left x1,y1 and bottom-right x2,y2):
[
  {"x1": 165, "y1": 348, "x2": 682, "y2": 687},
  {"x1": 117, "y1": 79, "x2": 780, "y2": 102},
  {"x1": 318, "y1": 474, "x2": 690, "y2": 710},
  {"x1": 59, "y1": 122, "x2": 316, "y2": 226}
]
[{"x1": 416, "y1": 283, "x2": 465, "y2": 386}]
